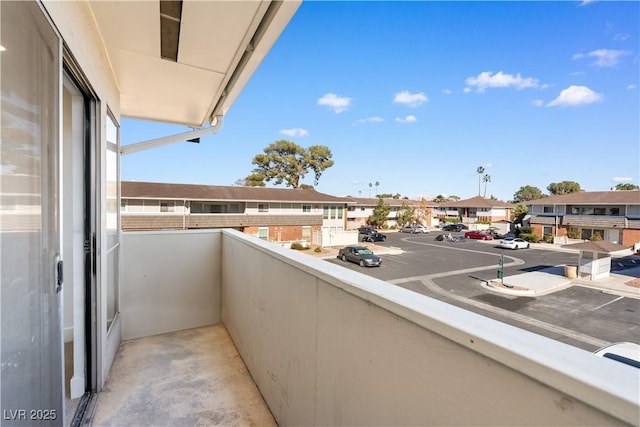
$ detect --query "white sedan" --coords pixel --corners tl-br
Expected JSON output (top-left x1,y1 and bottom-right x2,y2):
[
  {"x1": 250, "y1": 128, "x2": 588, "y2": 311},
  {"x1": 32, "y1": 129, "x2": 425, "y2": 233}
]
[{"x1": 498, "y1": 237, "x2": 530, "y2": 250}]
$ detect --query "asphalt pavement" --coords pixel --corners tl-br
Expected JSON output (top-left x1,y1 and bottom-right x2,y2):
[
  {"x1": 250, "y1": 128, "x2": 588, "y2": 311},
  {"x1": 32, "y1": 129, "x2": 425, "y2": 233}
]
[{"x1": 312, "y1": 238, "x2": 640, "y2": 300}]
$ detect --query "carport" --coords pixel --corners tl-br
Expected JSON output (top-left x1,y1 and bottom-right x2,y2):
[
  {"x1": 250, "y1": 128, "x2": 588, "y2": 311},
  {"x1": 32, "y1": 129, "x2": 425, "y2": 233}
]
[{"x1": 562, "y1": 241, "x2": 633, "y2": 281}]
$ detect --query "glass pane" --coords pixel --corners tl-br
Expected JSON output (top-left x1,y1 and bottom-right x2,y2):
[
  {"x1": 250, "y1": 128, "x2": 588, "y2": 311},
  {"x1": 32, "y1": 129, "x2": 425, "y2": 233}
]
[
  {"x1": 1, "y1": 1, "x2": 63, "y2": 420},
  {"x1": 106, "y1": 247, "x2": 119, "y2": 330},
  {"x1": 105, "y1": 114, "x2": 119, "y2": 332}
]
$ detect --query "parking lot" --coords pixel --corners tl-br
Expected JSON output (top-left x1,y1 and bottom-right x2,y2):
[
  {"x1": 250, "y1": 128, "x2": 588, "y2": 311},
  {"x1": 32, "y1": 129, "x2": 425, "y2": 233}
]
[{"x1": 327, "y1": 231, "x2": 640, "y2": 351}]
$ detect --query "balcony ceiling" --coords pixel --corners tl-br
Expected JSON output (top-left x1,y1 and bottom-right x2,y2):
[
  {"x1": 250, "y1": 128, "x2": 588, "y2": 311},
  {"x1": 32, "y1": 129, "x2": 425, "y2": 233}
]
[{"x1": 89, "y1": 0, "x2": 300, "y2": 127}]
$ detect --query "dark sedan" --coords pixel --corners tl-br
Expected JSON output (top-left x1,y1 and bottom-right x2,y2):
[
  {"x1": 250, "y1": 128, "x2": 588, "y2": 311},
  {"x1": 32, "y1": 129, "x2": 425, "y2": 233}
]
[
  {"x1": 442, "y1": 223, "x2": 468, "y2": 232},
  {"x1": 337, "y1": 246, "x2": 382, "y2": 267},
  {"x1": 357, "y1": 226, "x2": 376, "y2": 235},
  {"x1": 362, "y1": 232, "x2": 387, "y2": 242}
]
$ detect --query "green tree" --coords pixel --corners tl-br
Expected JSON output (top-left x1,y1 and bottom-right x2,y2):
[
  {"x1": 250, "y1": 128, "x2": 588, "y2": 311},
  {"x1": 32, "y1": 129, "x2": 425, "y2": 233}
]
[
  {"x1": 244, "y1": 172, "x2": 266, "y2": 187},
  {"x1": 547, "y1": 181, "x2": 581, "y2": 195},
  {"x1": 396, "y1": 202, "x2": 415, "y2": 227},
  {"x1": 482, "y1": 174, "x2": 491, "y2": 197},
  {"x1": 476, "y1": 166, "x2": 485, "y2": 196},
  {"x1": 368, "y1": 198, "x2": 390, "y2": 228},
  {"x1": 246, "y1": 140, "x2": 333, "y2": 188},
  {"x1": 511, "y1": 203, "x2": 528, "y2": 223},
  {"x1": 513, "y1": 185, "x2": 544, "y2": 202},
  {"x1": 432, "y1": 194, "x2": 447, "y2": 203},
  {"x1": 612, "y1": 183, "x2": 639, "y2": 190}
]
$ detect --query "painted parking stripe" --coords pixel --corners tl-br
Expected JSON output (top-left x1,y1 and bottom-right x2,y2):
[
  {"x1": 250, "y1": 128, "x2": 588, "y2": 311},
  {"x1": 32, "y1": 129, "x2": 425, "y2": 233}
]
[{"x1": 591, "y1": 296, "x2": 624, "y2": 311}]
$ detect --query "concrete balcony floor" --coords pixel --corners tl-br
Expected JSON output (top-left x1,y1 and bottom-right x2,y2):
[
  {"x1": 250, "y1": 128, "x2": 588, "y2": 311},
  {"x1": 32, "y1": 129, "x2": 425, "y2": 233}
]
[{"x1": 91, "y1": 324, "x2": 275, "y2": 426}]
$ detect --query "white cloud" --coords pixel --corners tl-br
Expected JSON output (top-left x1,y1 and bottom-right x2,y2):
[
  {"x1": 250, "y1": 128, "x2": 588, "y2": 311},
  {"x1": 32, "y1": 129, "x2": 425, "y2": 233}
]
[
  {"x1": 357, "y1": 116, "x2": 384, "y2": 123},
  {"x1": 613, "y1": 176, "x2": 633, "y2": 183},
  {"x1": 546, "y1": 85, "x2": 603, "y2": 107},
  {"x1": 614, "y1": 33, "x2": 630, "y2": 42},
  {"x1": 578, "y1": 0, "x2": 596, "y2": 6},
  {"x1": 395, "y1": 115, "x2": 417, "y2": 123},
  {"x1": 465, "y1": 71, "x2": 540, "y2": 93},
  {"x1": 393, "y1": 90, "x2": 428, "y2": 107},
  {"x1": 442, "y1": 89, "x2": 452, "y2": 95},
  {"x1": 317, "y1": 93, "x2": 352, "y2": 113},
  {"x1": 279, "y1": 128, "x2": 309, "y2": 137},
  {"x1": 531, "y1": 99, "x2": 545, "y2": 107},
  {"x1": 627, "y1": 84, "x2": 637, "y2": 90},
  {"x1": 463, "y1": 87, "x2": 472, "y2": 93},
  {"x1": 573, "y1": 49, "x2": 629, "y2": 67}
]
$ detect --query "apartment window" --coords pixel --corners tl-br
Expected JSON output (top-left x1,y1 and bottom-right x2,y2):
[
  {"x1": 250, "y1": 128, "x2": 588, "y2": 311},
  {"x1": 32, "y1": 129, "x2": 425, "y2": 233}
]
[
  {"x1": 258, "y1": 227, "x2": 269, "y2": 241},
  {"x1": 229, "y1": 204, "x2": 240, "y2": 213},
  {"x1": 331, "y1": 206, "x2": 336, "y2": 219},
  {"x1": 609, "y1": 207, "x2": 620, "y2": 216},
  {"x1": 337, "y1": 206, "x2": 343, "y2": 219},
  {"x1": 258, "y1": 203, "x2": 269, "y2": 212},
  {"x1": 160, "y1": 201, "x2": 175, "y2": 212},
  {"x1": 302, "y1": 205, "x2": 311, "y2": 213},
  {"x1": 323, "y1": 206, "x2": 329, "y2": 219},
  {"x1": 543, "y1": 206, "x2": 553, "y2": 213},
  {"x1": 543, "y1": 226, "x2": 552, "y2": 236},
  {"x1": 581, "y1": 228, "x2": 605, "y2": 240},
  {"x1": 593, "y1": 208, "x2": 606, "y2": 215},
  {"x1": 121, "y1": 200, "x2": 127, "y2": 212}
]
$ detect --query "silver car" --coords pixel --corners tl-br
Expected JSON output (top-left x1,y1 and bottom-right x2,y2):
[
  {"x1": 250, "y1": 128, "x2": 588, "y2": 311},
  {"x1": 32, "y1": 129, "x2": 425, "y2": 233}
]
[
  {"x1": 400, "y1": 225, "x2": 429, "y2": 234},
  {"x1": 337, "y1": 246, "x2": 382, "y2": 267}
]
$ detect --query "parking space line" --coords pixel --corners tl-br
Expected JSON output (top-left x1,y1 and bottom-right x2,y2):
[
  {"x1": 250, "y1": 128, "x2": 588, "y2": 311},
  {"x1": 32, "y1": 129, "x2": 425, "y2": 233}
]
[{"x1": 591, "y1": 296, "x2": 624, "y2": 311}]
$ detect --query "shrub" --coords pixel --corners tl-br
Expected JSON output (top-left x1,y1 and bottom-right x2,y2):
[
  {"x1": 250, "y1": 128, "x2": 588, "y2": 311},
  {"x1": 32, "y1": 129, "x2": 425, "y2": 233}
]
[
  {"x1": 567, "y1": 230, "x2": 580, "y2": 239},
  {"x1": 519, "y1": 226, "x2": 533, "y2": 235},
  {"x1": 591, "y1": 233, "x2": 603, "y2": 241},
  {"x1": 520, "y1": 233, "x2": 539, "y2": 243},
  {"x1": 543, "y1": 233, "x2": 554, "y2": 243},
  {"x1": 314, "y1": 246, "x2": 322, "y2": 253},
  {"x1": 290, "y1": 242, "x2": 309, "y2": 250}
]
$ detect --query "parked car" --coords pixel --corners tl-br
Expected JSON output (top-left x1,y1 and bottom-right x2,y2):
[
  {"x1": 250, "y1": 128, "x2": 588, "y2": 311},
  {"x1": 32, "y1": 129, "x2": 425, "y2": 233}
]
[
  {"x1": 357, "y1": 226, "x2": 376, "y2": 235},
  {"x1": 594, "y1": 342, "x2": 640, "y2": 369},
  {"x1": 464, "y1": 230, "x2": 494, "y2": 240},
  {"x1": 497, "y1": 237, "x2": 530, "y2": 250},
  {"x1": 337, "y1": 246, "x2": 382, "y2": 267},
  {"x1": 399, "y1": 225, "x2": 430, "y2": 234},
  {"x1": 442, "y1": 223, "x2": 468, "y2": 232},
  {"x1": 362, "y1": 232, "x2": 387, "y2": 242}
]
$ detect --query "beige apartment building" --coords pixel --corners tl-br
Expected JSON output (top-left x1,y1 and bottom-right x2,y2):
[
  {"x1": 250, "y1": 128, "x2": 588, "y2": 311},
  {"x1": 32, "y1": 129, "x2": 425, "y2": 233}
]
[{"x1": 121, "y1": 181, "x2": 350, "y2": 246}]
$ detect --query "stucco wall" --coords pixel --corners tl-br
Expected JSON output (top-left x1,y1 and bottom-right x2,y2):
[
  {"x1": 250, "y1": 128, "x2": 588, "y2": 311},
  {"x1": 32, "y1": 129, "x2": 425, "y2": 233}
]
[
  {"x1": 121, "y1": 230, "x2": 222, "y2": 340},
  {"x1": 219, "y1": 229, "x2": 638, "y2": 426}
]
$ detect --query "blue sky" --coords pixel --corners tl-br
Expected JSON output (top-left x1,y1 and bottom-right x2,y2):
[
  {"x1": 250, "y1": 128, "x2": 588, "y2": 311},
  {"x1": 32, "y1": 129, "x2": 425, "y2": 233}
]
[{"x1": 121, "y1": 1, "x2": 639, "y2": 202}]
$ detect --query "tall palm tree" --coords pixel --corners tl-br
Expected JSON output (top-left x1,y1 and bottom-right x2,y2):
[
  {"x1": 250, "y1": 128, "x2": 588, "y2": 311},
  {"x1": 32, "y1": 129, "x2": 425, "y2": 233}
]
[
  {"x1": 483, "y1": 174, "x2": 491, "y2": 197},
  {"x1": 368, "y1": 182, "x2": 373, "y2": 197},
  {"x1": 375, "y1": 181, "x2": 380, "y2": 196},
  {"x1": 476, "y1": 166, "x2": 485, "y2": 196}
]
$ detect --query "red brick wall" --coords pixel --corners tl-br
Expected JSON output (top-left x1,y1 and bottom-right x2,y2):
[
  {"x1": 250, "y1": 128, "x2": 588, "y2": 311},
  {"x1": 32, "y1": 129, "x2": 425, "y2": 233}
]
[
  {"x1": 531, "y1": 224, "x2": 567, "y2": 239},
  {"x1": 622, "y1": 229, "x2": 640, "y2": 247},
  {"x1": 243, "y1": 225, "x2": 321, "y2": 243}
]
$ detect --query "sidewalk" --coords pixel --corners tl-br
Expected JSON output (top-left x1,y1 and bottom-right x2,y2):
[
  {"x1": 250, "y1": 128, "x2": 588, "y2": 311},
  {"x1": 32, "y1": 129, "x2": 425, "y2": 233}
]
[{"x1": 483, "y1": 265, "x2": 640, "y2": 299}]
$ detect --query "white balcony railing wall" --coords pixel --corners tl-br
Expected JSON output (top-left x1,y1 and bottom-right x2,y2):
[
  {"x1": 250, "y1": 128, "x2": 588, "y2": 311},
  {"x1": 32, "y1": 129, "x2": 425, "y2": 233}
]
[{"x1": 121, "y1": 229, "x2": 639, "y2": 426}]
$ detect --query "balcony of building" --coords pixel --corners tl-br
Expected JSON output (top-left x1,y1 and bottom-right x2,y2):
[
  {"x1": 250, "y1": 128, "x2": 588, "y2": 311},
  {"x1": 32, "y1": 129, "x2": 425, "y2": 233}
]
[{"x1": 91, "y1": 228, "x2": 639, "y2": 426}]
